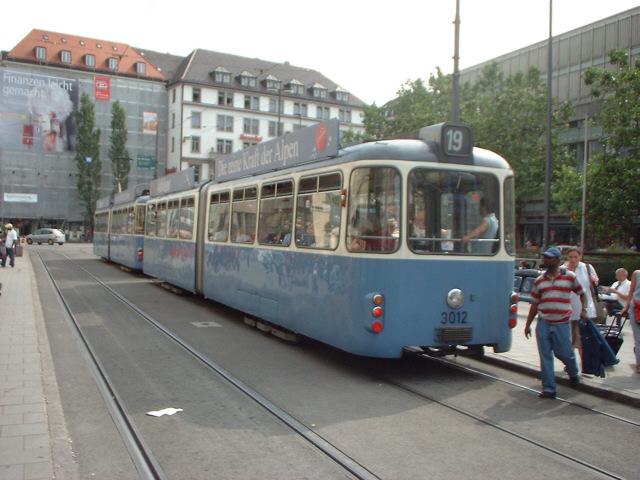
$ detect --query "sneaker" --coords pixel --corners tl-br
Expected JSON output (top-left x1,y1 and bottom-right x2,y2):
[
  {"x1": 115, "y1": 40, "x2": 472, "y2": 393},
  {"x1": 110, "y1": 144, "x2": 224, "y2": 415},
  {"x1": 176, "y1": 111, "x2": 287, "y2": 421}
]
[
  {"x1": 569, "y1": 376, "x2": 579, "y2": 387},
  {"x1": 538, "y1": 391, "x2": 556, "y2": 399}
]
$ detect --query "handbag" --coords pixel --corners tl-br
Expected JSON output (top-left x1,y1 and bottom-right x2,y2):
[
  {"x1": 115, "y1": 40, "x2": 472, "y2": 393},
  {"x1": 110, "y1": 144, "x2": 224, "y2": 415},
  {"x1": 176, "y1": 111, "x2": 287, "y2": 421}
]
[{"x1": 587, "y1": 263, "x2": 606, "y2": 324}]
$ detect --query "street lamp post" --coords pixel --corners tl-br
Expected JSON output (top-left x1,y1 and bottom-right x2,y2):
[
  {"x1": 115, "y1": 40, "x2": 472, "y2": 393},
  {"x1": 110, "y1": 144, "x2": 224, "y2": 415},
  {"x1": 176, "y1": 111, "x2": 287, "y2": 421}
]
[
  {"x1": 580, "y1": 115, "x2": 589, "y2": 249},
  {"x1": 543, "y1": 0, "x2": 553, "y2": 250}
]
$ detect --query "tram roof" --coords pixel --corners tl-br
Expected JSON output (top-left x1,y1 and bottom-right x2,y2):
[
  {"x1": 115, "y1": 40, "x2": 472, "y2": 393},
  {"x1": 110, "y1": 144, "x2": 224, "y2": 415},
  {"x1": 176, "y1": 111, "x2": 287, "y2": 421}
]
[{"x1": 338, "y1": 139, "x2": 511, "y2": 171}]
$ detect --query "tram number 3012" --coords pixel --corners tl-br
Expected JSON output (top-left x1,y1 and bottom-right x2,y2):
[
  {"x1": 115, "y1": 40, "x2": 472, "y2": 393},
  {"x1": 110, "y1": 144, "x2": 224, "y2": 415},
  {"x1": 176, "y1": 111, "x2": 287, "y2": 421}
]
[{"x1": 441, "y1": 311, "x2": 468, "y2": 324}]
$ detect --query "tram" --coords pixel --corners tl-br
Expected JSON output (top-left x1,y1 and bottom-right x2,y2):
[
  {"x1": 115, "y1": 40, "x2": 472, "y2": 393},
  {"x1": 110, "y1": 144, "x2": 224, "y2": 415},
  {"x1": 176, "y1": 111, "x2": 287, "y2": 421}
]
[
  {"x1": 93, "y1": 188, "x2": 148, "y2": 270},
  {"x1": 133, "y1": 121, "x2": 518, "y2": 358}
]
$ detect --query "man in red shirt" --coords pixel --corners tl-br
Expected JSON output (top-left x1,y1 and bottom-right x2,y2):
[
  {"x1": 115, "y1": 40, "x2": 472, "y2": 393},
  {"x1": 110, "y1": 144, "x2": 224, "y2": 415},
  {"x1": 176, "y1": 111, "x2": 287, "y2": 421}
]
[{"x1": 524, "y1": 247, "x2": 588, "y2": 398}]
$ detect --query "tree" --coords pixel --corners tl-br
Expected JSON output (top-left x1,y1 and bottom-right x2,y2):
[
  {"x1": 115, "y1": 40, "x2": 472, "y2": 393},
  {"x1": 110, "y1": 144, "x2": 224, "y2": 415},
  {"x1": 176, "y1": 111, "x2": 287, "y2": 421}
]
[
  {"x1": 74, "y1": 93, "x2": 102, "y2": 237},
  {"x1": 359, "y1": 63, "x2": 573, "y2": 220},
  {"x1": 554, "y1": 49, "x2": 640, "y2": 243},
  {"x1": 109, "y1": 101, "x2": 131, "y2": 192},
  {"x1": 464, "y1": 64, "x2": 573, "y2": 215}
]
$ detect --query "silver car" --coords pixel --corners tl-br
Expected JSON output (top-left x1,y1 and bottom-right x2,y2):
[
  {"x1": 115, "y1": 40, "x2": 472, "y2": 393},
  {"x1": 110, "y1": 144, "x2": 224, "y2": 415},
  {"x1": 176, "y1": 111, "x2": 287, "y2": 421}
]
[{"x1": 26, "y1": 228, "x2": 66, "y2": 245}]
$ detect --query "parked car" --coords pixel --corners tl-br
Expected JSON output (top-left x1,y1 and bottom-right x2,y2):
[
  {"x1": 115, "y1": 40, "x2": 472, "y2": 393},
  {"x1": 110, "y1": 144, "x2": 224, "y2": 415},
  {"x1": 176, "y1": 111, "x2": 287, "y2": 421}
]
[
  {"x1": 26, "y1": 228, "x2": 66, "y2": 245},
  {"x1": 513, "y1": 268, "x2": 540, "y2": 303}
]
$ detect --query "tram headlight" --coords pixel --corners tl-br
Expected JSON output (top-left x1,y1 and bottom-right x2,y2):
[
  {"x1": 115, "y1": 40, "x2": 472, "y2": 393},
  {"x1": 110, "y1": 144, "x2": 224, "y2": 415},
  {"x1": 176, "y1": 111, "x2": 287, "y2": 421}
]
[{"x1": 446, "y1": 289, "x2": 464, "y2": 309}]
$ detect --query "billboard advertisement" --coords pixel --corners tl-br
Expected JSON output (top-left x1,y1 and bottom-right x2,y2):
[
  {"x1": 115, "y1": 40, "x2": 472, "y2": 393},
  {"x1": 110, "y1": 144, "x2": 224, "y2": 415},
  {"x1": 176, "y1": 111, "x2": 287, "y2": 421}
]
[
  {"x1": 94, "y1": 76, "x2": 110, "y2": 101},
  {"x1": 0, "y1": 69, "x2": 79, "y2": 153},
  {"x1": 142, "y1": 111, "x2": 158, "y2": 135}
]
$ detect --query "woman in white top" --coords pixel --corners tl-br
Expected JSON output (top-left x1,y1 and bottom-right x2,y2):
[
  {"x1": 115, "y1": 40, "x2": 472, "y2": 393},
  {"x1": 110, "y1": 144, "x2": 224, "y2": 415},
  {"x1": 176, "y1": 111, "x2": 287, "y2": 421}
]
[{"x1": 564, "y1": 247, "x2": 599, "y2": 358}]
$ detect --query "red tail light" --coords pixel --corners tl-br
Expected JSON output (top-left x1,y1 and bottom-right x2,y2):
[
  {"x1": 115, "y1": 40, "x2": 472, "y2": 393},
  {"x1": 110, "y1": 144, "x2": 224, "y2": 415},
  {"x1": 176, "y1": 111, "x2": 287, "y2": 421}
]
[
  {"x1": 137, "y1": 248, "x2": 144, "y2": 262},
  {"x1": 371, "y1": 321, "x2": 384, "y2": 333},
  {"x1": 509, "y1": 318, "x2": 517, "y2": 329},
  {"x1": 510, "y1": 304, "x2": 518, "y2": 314},
  {"x1": 372, "y1": 306, "x2": 383, "y2": 318}
]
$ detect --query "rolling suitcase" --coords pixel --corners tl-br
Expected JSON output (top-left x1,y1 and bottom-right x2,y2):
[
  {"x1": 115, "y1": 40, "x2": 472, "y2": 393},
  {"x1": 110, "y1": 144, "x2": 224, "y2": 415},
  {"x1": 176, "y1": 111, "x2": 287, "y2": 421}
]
[{"x1": 596, "y1": 315, "x2": 626, "y2": 355}]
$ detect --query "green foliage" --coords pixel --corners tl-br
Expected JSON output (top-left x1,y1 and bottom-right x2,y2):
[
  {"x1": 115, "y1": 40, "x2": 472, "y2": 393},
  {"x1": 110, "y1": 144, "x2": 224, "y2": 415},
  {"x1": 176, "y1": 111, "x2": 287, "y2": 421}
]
[
  {"x1": 362, "y1": 63, "x2": 573, "y2": 216},
  {"x1": 552, "y1": 163, "x2": 583, "y2": 224},
  {"x1": 74, "y1": 93, "x2": 101, "y2": 232},
  {"x1": 578, "y1": 49, "x2": 640, "y2": 241},
  {"x1": 109, "y1": 101, "x2": 131, "y2": 192}
]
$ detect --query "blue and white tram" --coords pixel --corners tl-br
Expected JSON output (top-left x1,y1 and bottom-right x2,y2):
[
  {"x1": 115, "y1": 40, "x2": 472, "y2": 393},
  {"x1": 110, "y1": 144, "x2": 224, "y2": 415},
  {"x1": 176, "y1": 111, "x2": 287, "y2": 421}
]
[
  {"x1": 93, "y1": 198, "x2": 111, "y2": 260},
  {"x1": 108, "y1": 196, "x2": 148, "y2": 270},
  {"x1": 143, "y1": 186, "x2": 201, "y2": 292},
  {"x1": 93, "y1": 189, "x2": 148, "y2": 270},
  {"x1": 190, "y1": 122, "x2": 518, "y2": 358}
]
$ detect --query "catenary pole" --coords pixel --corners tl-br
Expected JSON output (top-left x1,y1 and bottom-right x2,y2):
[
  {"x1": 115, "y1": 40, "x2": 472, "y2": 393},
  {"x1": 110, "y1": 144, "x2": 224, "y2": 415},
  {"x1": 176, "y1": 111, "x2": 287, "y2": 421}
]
[
  {"x1": 542, "y1": 0, "x2": 553, "y2": 250},
  {"x1": 452, "y1": 0, "x2": 461, "y2": 122},
  {"x1": 580, "y1": 115, "x2": 588, "y2": 249}
]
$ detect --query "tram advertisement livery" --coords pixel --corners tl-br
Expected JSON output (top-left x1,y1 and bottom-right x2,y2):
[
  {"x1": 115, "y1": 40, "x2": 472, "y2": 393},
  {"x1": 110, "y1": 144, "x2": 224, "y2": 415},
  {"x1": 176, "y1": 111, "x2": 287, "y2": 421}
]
[{"x1": 215, "y1": 119, "x2": 339, "y2": 182}]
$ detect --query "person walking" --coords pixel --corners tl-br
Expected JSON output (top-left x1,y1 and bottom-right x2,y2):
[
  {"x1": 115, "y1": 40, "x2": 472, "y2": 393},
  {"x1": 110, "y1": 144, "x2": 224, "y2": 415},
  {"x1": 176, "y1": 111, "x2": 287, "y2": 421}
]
[
  {"x1": 1, "y1": 223, "x2": 18, "y2": 268},
  {"x1": 524, "y1": 247, "x2": 588, "y2": 398},
  {"x1": 621, "y1": 270, "x2": 640, "y2": 374},
  {"x1": 563, "y1": 247, "x2": 599, "y2": 360}
]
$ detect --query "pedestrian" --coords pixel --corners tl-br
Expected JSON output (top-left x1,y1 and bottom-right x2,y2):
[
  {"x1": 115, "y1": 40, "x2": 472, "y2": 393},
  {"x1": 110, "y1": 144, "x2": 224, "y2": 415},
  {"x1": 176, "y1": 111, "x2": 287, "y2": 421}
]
[
  {"x1": 524, "y1": 247, "x2": 588, "y2": 398},
  {"x1": 620, "y1": 269, "x2": 640, "y2": 374},
  {"x1": 1, "y1": 223, "x2": 18, "y2": 268},
  {"x1": 563, "y1": 247, "x2": 599, "y2": 359}
]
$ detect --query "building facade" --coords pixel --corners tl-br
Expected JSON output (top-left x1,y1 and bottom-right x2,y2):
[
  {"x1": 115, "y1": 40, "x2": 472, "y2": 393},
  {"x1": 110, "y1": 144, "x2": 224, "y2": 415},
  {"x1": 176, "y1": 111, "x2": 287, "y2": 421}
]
[
  {"x1": 1, "y1": 30, "x2": 367, "y2": 236},
  {"x1": 459, "y1": 7, "x2": 640, "y2": 246},
  {"x1": 166, "y1": 49, "x2": 366, "y2": 181},
  {"x1": 0, "y1": 29, "x2": 168, "y2": 238}
]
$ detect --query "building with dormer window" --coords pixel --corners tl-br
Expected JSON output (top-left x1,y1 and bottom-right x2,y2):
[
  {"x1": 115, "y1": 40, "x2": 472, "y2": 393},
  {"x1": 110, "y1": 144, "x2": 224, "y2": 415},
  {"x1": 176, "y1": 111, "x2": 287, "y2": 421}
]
[
  {"x1": 0, "y1": 29, "x2": 366, "y2": 233},
  {"x1": 166, "y1": 49, "x2": 365, "y2": 180}
]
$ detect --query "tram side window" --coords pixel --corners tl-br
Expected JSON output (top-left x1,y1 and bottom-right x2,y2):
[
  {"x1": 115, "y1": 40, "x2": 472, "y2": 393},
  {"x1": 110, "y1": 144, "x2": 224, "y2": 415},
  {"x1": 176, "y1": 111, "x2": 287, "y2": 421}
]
[
  {"x1": 407, "y1": 169, "x2": 500, "y2": 255},
  {"x1": 127, "y1": 207, "x2": 135, "y2": 234},
  {"x1": 295, "y1": 173, "x2": 342, "y2": 250},
  {"x1": 145, "y1": 204, "x2": 156, "y2": 237},
  {"x1": 208, "y1": 192, "x2": 230, "y2": 242},
  {"x1": 112, "y1": 210, "x2": 121, "y2": 234},
  {"x1": 179, "y1": 196, "x2": 195, "y2": 240},
  {"x1": 230, "y1": 187, "x2": 257, "y2": 244},
  {"x1": 504, "y1": 177, "x2": 516, "y2": 256},
  {"x1": 156, "y1": 202, "x2": 167, "y2": 238},
  {"x1": 166, "y1": 199, "x2": 180, "y2": 238},
  {"x1": 135, "y1": 205, "x2": 146, "y2": 235},
  {"x1": 95, "y1": 213, "x2": 105, "y2": 233},
  {"x1": 258, "y1": 180, "x2": 294, "y2": 246},
  {"x1": 347, "y1": 167, "x2": 401, "y2": 253}
]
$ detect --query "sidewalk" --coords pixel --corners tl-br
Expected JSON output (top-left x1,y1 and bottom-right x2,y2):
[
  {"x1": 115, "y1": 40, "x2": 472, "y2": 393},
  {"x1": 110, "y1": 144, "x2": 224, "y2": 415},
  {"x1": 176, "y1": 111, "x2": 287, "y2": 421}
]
[
  {"x1": 486, "y1": 303, "x2": 640, "y2": 406},
  {"x1": 0, "y1": 250, "x2": 70, "y2": 480}
]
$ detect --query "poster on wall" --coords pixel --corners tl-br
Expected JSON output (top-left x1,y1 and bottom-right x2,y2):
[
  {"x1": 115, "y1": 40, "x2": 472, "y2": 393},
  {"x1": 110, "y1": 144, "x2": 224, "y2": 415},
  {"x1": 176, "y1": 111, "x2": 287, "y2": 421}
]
[
  {"x1": 142, "y1": 111, "x2": 158, "y2": 135},
  {"x1": 0, "y1": 69, "x2": 79, "y2": 152},
  {"x1": 94, "y1": 76, "x2": 110, "y2": 101}
]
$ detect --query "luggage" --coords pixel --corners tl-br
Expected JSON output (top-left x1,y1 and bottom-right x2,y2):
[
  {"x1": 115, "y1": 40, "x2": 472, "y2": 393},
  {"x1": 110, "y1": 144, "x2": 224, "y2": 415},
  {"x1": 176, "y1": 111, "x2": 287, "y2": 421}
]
[{"x1": 596, "y1": 315, "x2": 627, "y2": 355}]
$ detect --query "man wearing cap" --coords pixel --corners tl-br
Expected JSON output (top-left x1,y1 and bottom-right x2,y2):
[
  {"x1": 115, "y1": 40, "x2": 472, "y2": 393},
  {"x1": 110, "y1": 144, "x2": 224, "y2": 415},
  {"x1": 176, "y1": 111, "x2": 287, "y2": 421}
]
[
  {"x1": 1, "y1": 223, "x2": 18, "y2": 268},
  {"x1": 524, "y1": 247, "x2": 588, "y2": 398}
]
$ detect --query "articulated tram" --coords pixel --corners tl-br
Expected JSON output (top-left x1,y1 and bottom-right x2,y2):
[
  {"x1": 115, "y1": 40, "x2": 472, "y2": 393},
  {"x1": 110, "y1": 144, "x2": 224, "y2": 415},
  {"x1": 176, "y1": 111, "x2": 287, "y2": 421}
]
[{"x1": 95, "y1": 121, "x2": 518, "y2": 358}]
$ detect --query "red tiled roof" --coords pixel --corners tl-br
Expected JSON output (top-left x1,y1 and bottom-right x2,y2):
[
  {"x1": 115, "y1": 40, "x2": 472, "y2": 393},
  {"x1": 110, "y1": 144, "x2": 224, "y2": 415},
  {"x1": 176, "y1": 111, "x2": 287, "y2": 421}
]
[{"x1": 7, "y1": 29, "x2": 167, "y2": 81}]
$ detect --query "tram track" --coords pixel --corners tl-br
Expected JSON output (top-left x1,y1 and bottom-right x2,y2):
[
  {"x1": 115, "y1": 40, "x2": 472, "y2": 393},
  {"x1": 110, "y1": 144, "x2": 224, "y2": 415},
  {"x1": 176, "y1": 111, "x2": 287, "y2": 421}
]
[
  {"x1": 423, "y1": 354, "x2": 640, "y2": 428},
  {"x1": 42, "y1": 247, "x2": 640, "y2": 479},
  {"x1": 378, "y1": 372, "x2": 626, "y2": 480},
  {"x1": 39, "y1": 249, "x2": 380, "y2": 480},
  {"x1": 37, "y1": 251, "x2": 167, "y2": 480}
]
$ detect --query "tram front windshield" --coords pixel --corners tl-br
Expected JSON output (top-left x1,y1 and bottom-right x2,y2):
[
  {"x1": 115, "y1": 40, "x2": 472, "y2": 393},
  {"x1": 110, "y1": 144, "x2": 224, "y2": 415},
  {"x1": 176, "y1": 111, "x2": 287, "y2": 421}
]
[{"x1": 408, "y1": 169, "x2": 500, "y2": 255}]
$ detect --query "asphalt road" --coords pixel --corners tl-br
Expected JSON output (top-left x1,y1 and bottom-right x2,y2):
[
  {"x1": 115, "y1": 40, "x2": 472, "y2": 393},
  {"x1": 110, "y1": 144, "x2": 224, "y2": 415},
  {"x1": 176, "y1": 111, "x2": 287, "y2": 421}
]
[{"x1": 35, "y1": 244, "x2": 640, "y2": 479}]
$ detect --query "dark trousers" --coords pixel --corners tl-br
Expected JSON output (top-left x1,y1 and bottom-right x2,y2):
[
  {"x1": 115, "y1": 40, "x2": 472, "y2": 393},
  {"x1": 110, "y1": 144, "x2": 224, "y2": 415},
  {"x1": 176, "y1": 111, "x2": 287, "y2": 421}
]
[{"x1": 1, "y1": 247, "x2": 15, "y2": 267}]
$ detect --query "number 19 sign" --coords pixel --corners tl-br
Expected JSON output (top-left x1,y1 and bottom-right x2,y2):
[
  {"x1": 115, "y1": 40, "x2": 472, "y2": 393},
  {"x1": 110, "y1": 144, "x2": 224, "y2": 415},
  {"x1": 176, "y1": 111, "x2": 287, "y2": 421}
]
[{"x1": 419, "y1": 122, "x2": 473, "y2": 161}]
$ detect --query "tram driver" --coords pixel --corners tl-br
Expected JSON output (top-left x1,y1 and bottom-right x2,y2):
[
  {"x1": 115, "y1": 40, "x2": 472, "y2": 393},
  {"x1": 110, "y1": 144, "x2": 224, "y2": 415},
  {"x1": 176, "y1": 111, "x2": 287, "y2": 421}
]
[{"x1": 462, "y1": 197, "x2": 499, "y2": 254}]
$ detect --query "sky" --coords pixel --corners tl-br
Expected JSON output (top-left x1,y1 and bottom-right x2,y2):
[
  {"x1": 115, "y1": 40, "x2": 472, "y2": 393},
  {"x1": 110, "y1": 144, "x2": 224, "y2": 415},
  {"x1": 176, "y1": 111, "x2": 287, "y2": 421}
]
[{"x1": 1, "y1": 0, "x2": 638, "y2": 105}]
